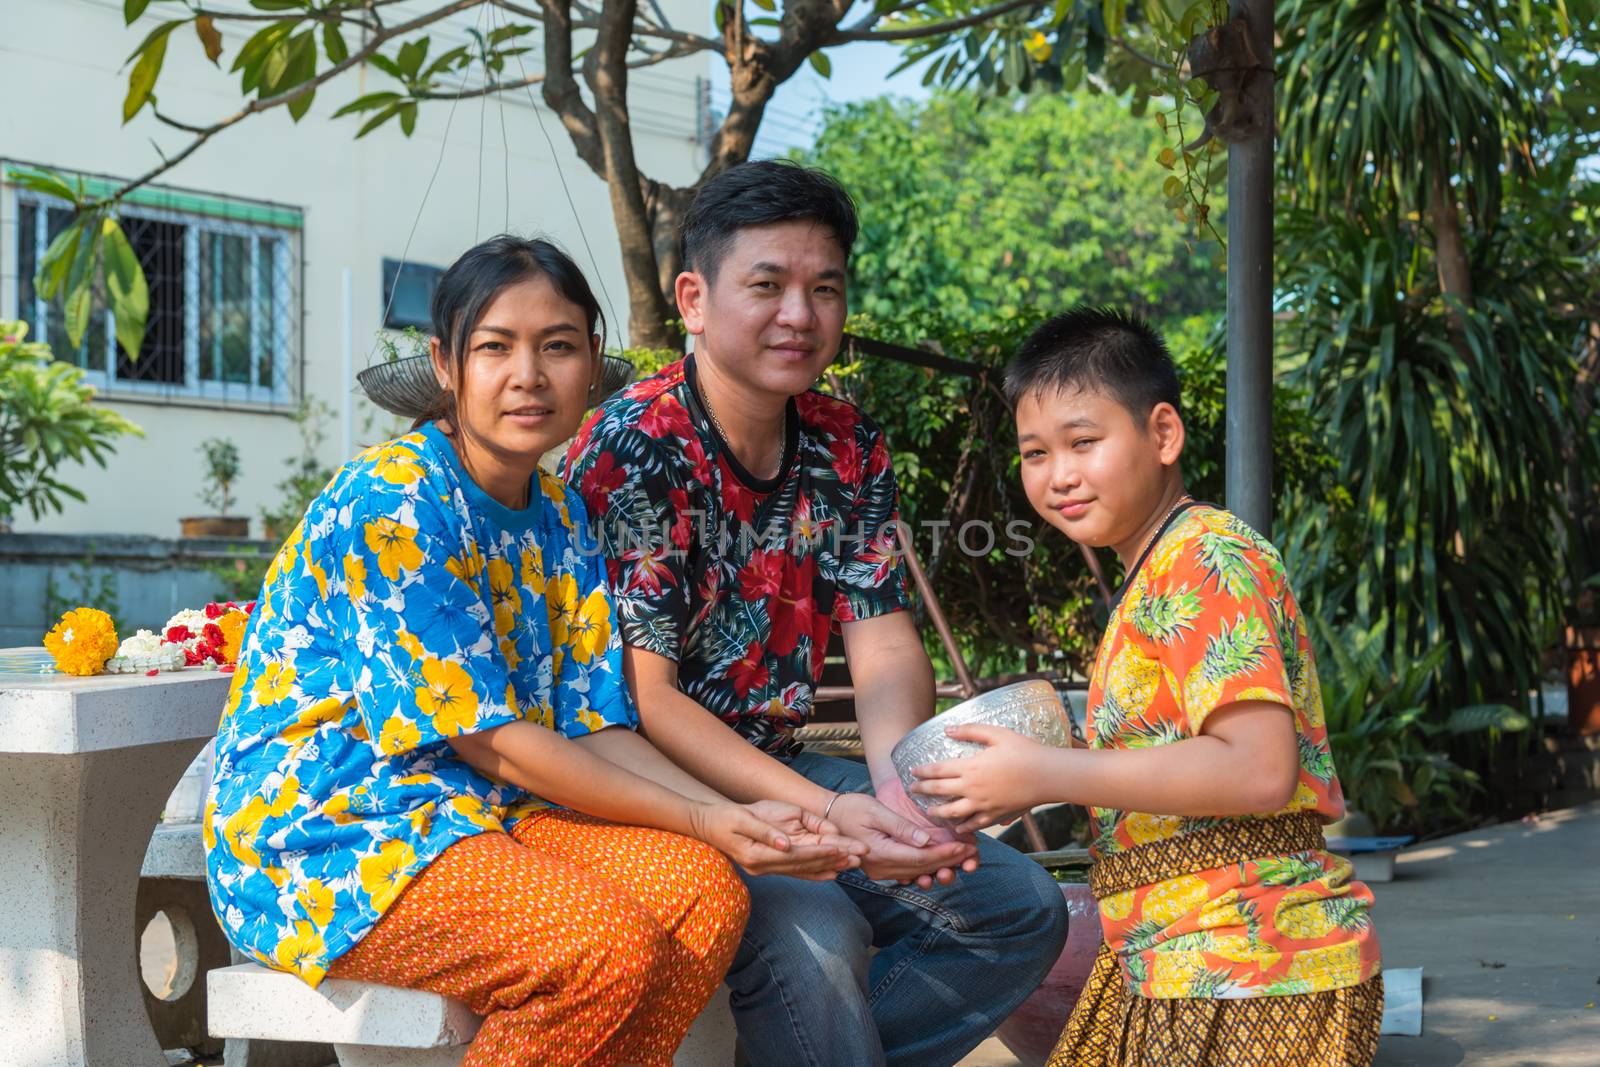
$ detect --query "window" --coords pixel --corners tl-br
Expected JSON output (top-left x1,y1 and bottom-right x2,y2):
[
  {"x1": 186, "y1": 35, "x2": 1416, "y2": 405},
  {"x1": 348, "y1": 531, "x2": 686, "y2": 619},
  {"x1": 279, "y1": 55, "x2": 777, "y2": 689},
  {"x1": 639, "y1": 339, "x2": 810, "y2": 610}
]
[
  {"x1": 382, "y1": 258, "x2": 443, "y2": 331},
  {"x1": 8, "y1": 165, "x2": 301, "y2": 406}
]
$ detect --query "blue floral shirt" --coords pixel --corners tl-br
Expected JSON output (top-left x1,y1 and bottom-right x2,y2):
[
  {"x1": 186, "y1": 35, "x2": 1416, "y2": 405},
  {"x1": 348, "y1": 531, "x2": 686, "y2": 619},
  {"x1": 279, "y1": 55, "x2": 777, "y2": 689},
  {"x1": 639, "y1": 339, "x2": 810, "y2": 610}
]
[{"x1": 204, "y1": 424, "x2": 637, "y2": 987}]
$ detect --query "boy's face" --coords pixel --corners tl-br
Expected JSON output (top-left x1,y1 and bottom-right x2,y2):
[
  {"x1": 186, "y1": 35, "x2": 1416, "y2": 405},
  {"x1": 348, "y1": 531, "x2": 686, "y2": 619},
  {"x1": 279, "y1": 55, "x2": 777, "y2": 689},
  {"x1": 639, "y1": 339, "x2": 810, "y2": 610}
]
[
  {"x1": 1015, "y1": 385, "x2": 1184, "y2": 556},
  {"x1": 675, "y1": 220, "x2": 847, "y2": 400}
]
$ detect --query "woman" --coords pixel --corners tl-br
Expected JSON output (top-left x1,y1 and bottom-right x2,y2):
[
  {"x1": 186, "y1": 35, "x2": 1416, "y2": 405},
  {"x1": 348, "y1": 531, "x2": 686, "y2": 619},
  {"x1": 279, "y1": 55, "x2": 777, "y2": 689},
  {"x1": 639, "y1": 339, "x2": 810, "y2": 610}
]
[{"x1": 204, "y1": 235, "x2": 862, "y2": 1067}]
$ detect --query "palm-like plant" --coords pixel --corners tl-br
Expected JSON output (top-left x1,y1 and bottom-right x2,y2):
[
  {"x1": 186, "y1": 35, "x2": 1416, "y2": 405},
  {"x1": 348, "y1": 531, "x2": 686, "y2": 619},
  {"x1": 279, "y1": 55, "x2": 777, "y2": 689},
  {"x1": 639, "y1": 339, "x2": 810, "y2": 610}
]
[{"x1": 1277, "y1": 0, "x2": 1538, "y2": 309}]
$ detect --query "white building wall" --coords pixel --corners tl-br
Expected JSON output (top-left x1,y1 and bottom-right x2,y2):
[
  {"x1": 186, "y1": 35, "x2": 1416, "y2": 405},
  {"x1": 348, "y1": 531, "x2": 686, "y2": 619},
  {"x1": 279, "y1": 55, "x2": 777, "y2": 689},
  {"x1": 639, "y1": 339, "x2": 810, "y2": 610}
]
[{"x1": 0, "y1": 0, "x2": 710, "y2": 537}]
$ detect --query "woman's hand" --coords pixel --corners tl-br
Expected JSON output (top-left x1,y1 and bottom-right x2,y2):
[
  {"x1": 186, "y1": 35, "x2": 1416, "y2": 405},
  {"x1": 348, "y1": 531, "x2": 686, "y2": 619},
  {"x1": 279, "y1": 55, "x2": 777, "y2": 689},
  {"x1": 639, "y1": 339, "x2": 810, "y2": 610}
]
[{"x1": 688, "y1": 800, "x2": 866, "y2": 881}]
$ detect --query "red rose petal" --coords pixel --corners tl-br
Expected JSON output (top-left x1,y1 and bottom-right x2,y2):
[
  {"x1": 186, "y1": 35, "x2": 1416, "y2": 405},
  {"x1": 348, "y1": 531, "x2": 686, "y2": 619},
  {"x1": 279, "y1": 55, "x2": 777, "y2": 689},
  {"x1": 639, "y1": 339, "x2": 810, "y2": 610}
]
[
  {"x1": 204, "y1": 603, "x2": 226, "y2": 619},
  {"x1": 165, "y1": 625, "x2": 192, "y2": 644},
  {"x1": 145, "y1": 669, "x2": 160, "y2": 676}
]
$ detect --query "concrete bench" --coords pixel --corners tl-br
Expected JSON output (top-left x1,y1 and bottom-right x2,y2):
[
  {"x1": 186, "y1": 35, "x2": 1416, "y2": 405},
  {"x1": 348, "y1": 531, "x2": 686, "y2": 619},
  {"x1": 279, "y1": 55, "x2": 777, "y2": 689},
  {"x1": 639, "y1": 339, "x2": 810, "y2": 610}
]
[{"x1": 209, "y1": 963, "x2": 738, "y2": 1067}]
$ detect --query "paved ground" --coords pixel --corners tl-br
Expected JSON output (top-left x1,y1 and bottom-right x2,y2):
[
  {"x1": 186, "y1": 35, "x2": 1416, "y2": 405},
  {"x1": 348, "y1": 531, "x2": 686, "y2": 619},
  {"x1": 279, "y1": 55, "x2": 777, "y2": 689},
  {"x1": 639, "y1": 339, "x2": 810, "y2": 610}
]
[{"x1": 960, "y1": 801, "x2": 1600, "y2": 1067}]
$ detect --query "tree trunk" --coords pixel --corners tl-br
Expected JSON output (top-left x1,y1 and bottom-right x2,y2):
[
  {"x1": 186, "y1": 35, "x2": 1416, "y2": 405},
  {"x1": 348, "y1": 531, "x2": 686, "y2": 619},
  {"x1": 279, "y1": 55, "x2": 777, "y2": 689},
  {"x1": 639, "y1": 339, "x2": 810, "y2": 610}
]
[{"x1": 1429, "y1": 163, "x2": 1474, "y2": 340}]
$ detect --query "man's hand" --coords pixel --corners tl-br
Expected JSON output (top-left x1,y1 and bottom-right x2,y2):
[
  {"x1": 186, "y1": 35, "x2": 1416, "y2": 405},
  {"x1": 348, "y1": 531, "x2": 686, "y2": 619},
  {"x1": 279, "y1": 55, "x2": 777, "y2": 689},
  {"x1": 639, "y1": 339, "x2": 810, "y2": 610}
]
[
  {"x1": 909, "y1": 724, "x2": 1046, "y2": 834},
  {"x1": 824, "y1": 790, "x2": 975, "y2": 885},
  {"x1": 871, "y1": 777, "x2": 981, "y2": 888}
]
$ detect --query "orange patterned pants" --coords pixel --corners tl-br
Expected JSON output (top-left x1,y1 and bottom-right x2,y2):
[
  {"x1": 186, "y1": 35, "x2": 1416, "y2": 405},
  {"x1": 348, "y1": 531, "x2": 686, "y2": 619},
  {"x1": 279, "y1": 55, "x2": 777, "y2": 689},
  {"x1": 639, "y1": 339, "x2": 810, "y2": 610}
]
[{"x1": 327, "y1": 810, "x2": 750, "y2": 1067}]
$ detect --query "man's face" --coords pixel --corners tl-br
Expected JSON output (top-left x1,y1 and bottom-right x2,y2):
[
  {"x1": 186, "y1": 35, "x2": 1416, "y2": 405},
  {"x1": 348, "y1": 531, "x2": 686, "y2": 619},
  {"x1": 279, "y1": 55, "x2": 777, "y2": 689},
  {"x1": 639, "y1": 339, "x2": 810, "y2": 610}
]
[{"x1": 677, "y1": 220, "x2": 847, "y2": 399}]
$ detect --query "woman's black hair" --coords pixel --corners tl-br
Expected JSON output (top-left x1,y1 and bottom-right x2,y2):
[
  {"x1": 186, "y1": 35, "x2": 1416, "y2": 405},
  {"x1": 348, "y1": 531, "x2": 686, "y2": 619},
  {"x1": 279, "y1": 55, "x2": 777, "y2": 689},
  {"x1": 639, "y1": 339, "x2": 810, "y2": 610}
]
[{"x1": 418, "y1": 234, "x2": 606, "y2": 427}]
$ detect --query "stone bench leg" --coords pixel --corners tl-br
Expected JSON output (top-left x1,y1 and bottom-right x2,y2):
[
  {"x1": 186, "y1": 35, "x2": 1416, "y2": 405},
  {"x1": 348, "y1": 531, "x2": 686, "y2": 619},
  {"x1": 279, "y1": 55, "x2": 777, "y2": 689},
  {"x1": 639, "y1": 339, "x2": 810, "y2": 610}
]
[{"x1": 136, "y1": 875, "x2": 229, "y2": 1057}]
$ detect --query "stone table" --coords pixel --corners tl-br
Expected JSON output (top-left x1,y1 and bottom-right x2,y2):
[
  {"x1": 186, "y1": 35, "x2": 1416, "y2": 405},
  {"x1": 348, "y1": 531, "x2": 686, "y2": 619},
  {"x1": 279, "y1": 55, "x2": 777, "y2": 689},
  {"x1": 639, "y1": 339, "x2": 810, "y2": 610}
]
[{"x1": 0, "y1": 649, "x2": 228, "y2": 1067}]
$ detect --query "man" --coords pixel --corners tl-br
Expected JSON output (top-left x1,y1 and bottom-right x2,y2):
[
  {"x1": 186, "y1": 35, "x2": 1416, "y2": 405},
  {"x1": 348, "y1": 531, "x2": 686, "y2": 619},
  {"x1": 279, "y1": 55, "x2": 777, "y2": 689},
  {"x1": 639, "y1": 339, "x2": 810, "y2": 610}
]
[{"x1": 565, "y1": 160, "x2": 1068, "y2": 1067}]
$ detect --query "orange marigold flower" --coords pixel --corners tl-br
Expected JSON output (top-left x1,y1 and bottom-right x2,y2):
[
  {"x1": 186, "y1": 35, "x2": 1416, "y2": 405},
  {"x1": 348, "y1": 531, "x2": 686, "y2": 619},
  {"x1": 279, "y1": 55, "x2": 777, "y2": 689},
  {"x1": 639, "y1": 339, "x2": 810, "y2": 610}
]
[
  {"x1": 43, "y1": 608, "x2": 119, "y2": 676},
  {"x1": 216, "y1": 608, "x2": 250, "y2": 665}
]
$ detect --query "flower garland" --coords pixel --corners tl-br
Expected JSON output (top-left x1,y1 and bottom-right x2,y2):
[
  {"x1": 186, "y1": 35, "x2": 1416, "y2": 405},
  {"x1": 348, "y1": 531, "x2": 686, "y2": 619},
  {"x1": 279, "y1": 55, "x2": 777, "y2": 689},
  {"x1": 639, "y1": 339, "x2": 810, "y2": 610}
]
[
  {"x1": 164, "y1": 601, "x2": 254, "y2": 670},
  {"x1": 42, "y1": 608, "x2": 120, "y2": 676},
  {"x1": 41, "y1": 600, "x2": 254, "y2": 677}
]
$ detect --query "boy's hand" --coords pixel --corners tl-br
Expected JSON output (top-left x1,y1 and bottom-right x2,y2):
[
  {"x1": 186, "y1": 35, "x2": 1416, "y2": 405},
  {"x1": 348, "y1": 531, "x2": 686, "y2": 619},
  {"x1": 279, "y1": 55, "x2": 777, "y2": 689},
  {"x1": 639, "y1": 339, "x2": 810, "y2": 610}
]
[{"x1": 909, "y1": 724, "x2": 1046, "y2": 834}]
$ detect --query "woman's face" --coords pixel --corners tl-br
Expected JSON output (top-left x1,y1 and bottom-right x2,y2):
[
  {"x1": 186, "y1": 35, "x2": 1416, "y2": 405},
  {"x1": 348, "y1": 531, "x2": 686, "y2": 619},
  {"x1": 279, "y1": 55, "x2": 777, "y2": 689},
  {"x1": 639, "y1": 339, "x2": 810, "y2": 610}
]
[{"x1": 431, "y1": 273, "x2": 599, "y2": 470}]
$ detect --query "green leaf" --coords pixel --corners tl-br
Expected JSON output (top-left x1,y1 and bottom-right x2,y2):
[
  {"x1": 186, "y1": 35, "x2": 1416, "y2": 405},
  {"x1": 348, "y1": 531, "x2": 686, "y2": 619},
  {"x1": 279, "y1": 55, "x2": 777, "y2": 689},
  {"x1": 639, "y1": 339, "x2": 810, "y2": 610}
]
[
  {"x1": 101, "y1": 217, "x2": 149, "y2": 360},
  {"x1": 1162, "y1": 175, "x2": 1183, "y2": 198},
  {"x1": 124, "y1": 0, "x2": 154, "y2": 22},
  {"x1": 1102, "y1": 0, "x2": 1128, "y2": 39},
  {"x1": 10, "y1": 169, "x2": 82, "y2": 205},
  {"x1": 323, "y1": 23, "x2": 348, "y2": 64},
  {"x1": 809, "y1": 51, "x2": 832, "y2": 78},
  {"x1": 333, "y1": 91, "x2": 402, "y2": 118},
  {"x1": 396, "y1": 37, "x2": 428, "y2": 79},
  {"x1": 398, "y1": 101, "x2": 418, "y2": 136},
  {"x1": 1446, "y1": 704, "x2": 1529, "y2": 734},
  {"x1": 35, "y1": 221, "x2": 83, "y2": 300},
  {"x1": 123, "y1": 21, "x2": 174, "y2": 122},
  {"x1": 355, "y1": 103, "x2": 400, "y2": 138},
  {"x1": 195, "y1": 15, "x2": 223, "y2": 64},
  {"x1": 750, "y1": 0, "x2": 776, "y2": 10}
]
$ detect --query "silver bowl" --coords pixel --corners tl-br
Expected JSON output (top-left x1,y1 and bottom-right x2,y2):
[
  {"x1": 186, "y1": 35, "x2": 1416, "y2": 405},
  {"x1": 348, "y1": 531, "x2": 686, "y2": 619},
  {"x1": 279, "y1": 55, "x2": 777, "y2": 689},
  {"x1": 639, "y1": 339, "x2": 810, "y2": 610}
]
[
  {"x1": 356, "y1": 354, "x2": 637, "y2": 420},
  {"x1": 890, "y1": 680, "x2": 1073, "y2": 825}
]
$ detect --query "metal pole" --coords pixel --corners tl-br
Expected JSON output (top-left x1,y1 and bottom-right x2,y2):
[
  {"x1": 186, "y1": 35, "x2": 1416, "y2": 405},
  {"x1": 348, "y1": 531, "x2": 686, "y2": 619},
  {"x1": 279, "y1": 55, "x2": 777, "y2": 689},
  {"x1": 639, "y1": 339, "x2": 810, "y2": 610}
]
[{"x1": 1225, "y1": 0, "x2": 1275, "y2": 534}]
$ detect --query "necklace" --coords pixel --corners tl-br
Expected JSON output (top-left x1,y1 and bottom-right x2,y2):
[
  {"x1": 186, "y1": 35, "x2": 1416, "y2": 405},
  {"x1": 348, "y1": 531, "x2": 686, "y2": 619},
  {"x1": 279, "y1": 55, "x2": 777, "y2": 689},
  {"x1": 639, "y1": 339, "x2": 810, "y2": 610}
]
[
  {"x1": 702, "y1": 389, "x2": 786, "y2": 475},
  {"x1": 1131, "y1": 492, "x2": 1194, "y2": 565}
]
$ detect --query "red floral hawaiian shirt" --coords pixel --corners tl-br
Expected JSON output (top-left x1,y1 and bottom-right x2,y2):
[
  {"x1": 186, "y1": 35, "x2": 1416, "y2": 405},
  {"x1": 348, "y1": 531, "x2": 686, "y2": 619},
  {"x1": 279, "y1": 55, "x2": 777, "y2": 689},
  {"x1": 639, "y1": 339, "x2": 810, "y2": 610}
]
[{"x1": 563, "y1": 356, "x2": 911, "y2": 753}]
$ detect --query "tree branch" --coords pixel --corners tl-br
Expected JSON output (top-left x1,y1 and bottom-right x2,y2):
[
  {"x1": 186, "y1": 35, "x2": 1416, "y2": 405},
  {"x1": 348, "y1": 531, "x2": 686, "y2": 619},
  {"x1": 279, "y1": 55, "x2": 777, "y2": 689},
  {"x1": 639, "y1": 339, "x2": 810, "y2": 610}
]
[
  {"x1": 829, "y1": 0, "x2": 1038, "y2": 43},
  {"x1": 92, "y1": 0, "x2": 484, "y2": 208},
  {"x1": 1111, "y1": 34, "x2": 1178, "y2": 72},
  {"x1": 538, "y1": 0, "x2": 603, "y2": 172},
  {"x1": 495, "y1": 0, "x2": 720, "y2": 52}
]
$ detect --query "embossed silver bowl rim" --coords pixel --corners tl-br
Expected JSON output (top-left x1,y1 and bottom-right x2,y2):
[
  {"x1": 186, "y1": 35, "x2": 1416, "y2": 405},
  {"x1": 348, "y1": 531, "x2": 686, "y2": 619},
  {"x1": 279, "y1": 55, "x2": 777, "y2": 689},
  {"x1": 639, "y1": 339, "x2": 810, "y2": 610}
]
[{"x1": 889, "y1": 680, "x2": 1072, "y2": 825}]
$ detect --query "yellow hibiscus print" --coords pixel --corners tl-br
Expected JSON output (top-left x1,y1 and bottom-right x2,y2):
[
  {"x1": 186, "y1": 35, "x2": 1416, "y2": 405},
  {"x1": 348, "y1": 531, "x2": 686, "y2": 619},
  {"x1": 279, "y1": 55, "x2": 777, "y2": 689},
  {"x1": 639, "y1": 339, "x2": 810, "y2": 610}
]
[
  {"x1": 486, "y1": 559, "x2": 522, "y2": 637},
  {"x1": 449, "y1": 795, "x2": 505, "y2": 832},
  {"x1": 296, "y1": 879, "x2": 336, "y2": 928},
  {"x1": 253, "y1": 662, "x2": 297, "y2": 705},
  {"x1": 566, "y1": 588, "x2": 613, "y2": 664},
  {"x1": 378, "y1": 713, "x2": 421, "y2": 755},
  {"x1": 358, "y1": 838, "x2": 417, "y2": 913},
  {"x1": 364, "y1": 518, "x2": 423, "y2": 580},
  {"x1": 416, "y1": 657, "x2": 480, "y2": 736},
  {"x1": 574, "y1": 706, "x2": 608, "y2": 734},
  {"x1": 221, "y1": 797, "x2": 273, "y2": 867},
  {"x1": 519, "y1": 542, "x2": 545, "y2": 593},
  {"x1": 344, "y1": 552, "x2": 368, "y2": 600},
  {"x1": 274, "y1": 920, "x2": 328, "y2": 986},
  {"x1": 546, "y1": 573, "x2": 580, "y2": 646},
  {"x1": 446, "y1": 543, "x2": 486, "y2": 597},
  {"x1": 283, "y1": 697, "x2": 348, "y2": 744},
  {"x1": 222, "y1": 668, "x2": 248, "y2": 721},
  {"x1": 369, "y1": 442, "x2": 424, "y2": 485},
  {"x1": 395, "y1": 628, "x2": 426, "y2": 661},
  {"x1": 305, "y1": 553, "x2": 329, "y2": 601}
]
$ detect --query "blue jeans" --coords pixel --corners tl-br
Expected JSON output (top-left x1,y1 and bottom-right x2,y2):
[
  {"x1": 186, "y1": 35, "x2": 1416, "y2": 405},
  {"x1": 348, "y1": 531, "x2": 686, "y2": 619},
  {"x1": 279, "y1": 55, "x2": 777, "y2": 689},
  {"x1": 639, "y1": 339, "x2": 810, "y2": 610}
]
[{"x1": 726, "y1": 752, "x2": 1070, "y2": 1067}]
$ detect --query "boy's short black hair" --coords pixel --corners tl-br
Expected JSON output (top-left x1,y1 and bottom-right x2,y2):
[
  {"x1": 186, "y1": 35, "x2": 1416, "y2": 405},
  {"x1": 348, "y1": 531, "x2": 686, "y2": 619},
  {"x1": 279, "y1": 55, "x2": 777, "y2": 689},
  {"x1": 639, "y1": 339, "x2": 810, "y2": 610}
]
[
  {"x1": 681, "y1": 160, "x2": 859, "y2": 283},
  {"x1": 1002, "y1": 306, "x2": 1182, "y2": 421}
]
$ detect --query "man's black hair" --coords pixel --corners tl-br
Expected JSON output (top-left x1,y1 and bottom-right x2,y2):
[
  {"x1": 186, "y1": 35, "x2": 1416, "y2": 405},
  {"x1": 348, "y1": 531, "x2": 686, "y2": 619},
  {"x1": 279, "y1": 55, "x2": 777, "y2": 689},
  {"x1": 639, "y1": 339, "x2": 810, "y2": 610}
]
[
  {"x1": 1002, "y1": 306, "x2": 1182, "y2": 421},
  {"x1": 681, "y1": 160, "x2": 859, "y2": 283}
]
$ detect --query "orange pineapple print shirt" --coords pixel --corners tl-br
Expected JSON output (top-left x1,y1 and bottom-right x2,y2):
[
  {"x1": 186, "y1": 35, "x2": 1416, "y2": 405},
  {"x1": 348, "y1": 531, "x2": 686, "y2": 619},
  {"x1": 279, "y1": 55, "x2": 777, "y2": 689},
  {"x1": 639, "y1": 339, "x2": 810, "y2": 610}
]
[{"x1": 1087, "y1": 505, "x2": 1381, "y2": 999}]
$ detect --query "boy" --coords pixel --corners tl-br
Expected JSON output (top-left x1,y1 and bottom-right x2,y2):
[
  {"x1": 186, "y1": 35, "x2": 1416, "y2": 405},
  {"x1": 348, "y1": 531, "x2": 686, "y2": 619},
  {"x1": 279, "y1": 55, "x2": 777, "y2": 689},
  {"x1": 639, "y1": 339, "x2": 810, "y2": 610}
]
[{"x1": 911, "y1": 307, "x2": 1383, "y2": 1066}]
